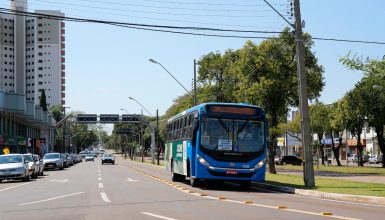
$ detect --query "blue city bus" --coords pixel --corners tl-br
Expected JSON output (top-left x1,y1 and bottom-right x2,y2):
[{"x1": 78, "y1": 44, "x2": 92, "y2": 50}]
[{"x1": 164, "y1": 103, "x2": 267, "y2": 188}]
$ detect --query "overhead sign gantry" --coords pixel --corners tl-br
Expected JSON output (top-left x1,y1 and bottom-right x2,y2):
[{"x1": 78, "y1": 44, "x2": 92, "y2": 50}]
[{"x1": 76, "y1": 114, "x2": 141, "y2": 123}]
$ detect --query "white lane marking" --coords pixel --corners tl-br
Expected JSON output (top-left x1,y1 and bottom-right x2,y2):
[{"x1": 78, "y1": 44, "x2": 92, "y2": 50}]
[
  {"x1": 100, "y1": 192, "x2": 111, "y2": 203},
  {"x1": 141, "y1": 212, "x2": 178, "y2": 220},
  {"x1": 98, "y1": 183, "x2": 103, "y2": 189},
  {"x1": 19, "y1": 192, "x2": 84, "y2": 206},
  {"x1": 125, "y1": 177, "x2": 138, "y2": 182},
  {"x1": 0, "y1": 182, "x2": 30, "y2": 192},
  {"x1": 98, "y1": 173, "x2": 102, "y2": 176},
  {"x1": 49, "y1": 179, "x2": 70, "y2": 183},
  {"x1": 98, "y1": 177, "x2": 102, "y2": 181}
]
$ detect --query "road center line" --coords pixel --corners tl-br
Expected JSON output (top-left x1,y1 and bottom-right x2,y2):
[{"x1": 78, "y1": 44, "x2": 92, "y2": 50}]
[
  {"x1": 141, "y1": 212, "x2": 178, "y2": 220},
  {"x1": 19, "y1": 192, "x2": 84, "y2": 206},
  {"x1": 100, "y1": 192, "x2": 111, "y2": 203},
  {"x1": 0, "y1": 182, "x2": 30, "y2": 192},
  {"x1": 99, "y1": 183, "x2": 103, "y2": 188}
]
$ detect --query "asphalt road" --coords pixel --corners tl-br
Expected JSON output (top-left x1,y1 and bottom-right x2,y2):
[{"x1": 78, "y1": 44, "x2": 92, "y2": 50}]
[{"x1": 0, "y1": 156, "x2": 384, "y2": 220}]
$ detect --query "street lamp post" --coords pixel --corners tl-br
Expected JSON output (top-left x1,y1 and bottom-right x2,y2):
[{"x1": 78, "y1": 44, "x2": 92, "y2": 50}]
[
  {"x1": 62, "y1": 106, "x2": 70, "y2": 153},
  {"x1": 149, "y1": 59, "x2": 195, "y2": 106},
  {"x1": 129, "y1": 97, "x2": 157, "y2": 164}
]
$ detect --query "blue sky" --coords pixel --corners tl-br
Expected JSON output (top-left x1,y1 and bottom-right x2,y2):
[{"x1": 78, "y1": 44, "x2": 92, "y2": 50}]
[{"x1": 1, "y1": 0, "x2": 384, "y2": 117}]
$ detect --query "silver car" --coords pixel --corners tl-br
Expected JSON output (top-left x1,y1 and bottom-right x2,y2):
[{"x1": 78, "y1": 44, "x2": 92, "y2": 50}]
[
  {"x1": 43, "y1": 153, "x2": 64, "y2": 170},
  {"x1": 0, "y1": 154, "x2": 30, "y2": 182},
  {"x1": 23, "y1": 154, "x2": 38, "y2": 179}
]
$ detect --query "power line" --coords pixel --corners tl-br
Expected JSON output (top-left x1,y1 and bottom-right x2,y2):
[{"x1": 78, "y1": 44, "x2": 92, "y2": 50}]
[
  {"x1": 1, "y1": 7, "x2": 385, "y2": 45},
  {"x1": 61, "y1": 0, "x2": 278, "y2": 12},
  {"x1": 0, "y1": 8, "x2": 283, "y2": 34},
  {"x1": 28, "y1": 0, "x2": 277, "y2": 18}
]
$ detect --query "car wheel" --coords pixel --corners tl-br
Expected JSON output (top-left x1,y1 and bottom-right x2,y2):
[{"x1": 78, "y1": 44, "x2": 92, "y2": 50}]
[
  {"x1": 59, "y1": 166, "x2": 64, "y2": 170},
  {"x1": 0, "y1": 180, "x2": 3, "y2": 183},
  {"x1": 23, "y1": 174, "x2": 30, "y2": 182},
  {"x1": 102, "y1": 162, "x2": 104, "y2": 165},
  {"x1": 112, "y1": 162, "x2": 115, "y2": 165}
]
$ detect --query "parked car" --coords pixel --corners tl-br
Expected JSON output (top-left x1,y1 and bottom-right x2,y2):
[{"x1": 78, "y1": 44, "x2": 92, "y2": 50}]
[
  {"x1": 369, "y1": 155, "x2": 383, "y2": 164},
  {"x1": 275, "y1": 155, "x2": 303, "y2": 165},
  {"x1": 32, "y1": 154, "x2": 44, "y2": 176},
  {"x1": 85, "y1": 154, "x2": 94, "y2": 162},
  {"x1": 43, "y1": 153, "x2": 64, "y2": 170},
  {"x1": 23, "y1": 154, "x2": 38, "y2": 179},
  {"x1": 60, "y1": 154, "x2": 69, "y2": 168},
  {"x1": 101, "y1": 153, "x2": 115, "y2": 165},
  {"x1": 347, "y1": 154, "x2": 357, "y2": 163},
  {"x1": 0, "y1": 154, "x2": 30, "y2": 182}
]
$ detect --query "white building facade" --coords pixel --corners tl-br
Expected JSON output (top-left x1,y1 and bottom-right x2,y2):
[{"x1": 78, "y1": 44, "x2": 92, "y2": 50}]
[{"x1": 0, "y1": 0, "x2": 65, "y2": 108}]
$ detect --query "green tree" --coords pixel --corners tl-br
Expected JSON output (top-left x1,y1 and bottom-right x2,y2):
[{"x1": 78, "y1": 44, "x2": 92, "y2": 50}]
[
  {"x1": 341, "y1": 55, "x2": 385, "y2": 167},
  {"x1": 344, "y1": 84, "x2": 367, "y2": 166},
  {"x1": 309, "y1": 102, "x2": 331, "y2": 166},
  {"x1": 330, "y1": 99, "x2": 349, "y2": 166},
  {"x1": 39, "y1": 90, "x2": 47, "y2": 111},
  {"x1": 231, "y1": 30, "x2": 324, "y2": 174},
  {"x1": 49, "y1": 105, "x2": 63, "y2": 122}
]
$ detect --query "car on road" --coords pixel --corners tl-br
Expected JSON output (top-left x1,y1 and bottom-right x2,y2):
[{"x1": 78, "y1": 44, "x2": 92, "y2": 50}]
[
  {"x1": 101, "y1": 153, "x2": 115, "y2": 165},
  {"x1": 85, "y1": 154, "x2": 94, "y2": 162},
  {"x1": 33, "y1": 154, "x2": 44, "y2": 176},
  {"x1": 275, "y1": 155, "x2": 303, "y2": 165},
  {"x1": 0, "y1": 154, "x2": 30, "y2": 182},
  {"x1": 23, "y1": 154, "x2": 38, "y2": 179},
  {"x1": 43, "y1": 153, "x2": 64, "y2": 170}
]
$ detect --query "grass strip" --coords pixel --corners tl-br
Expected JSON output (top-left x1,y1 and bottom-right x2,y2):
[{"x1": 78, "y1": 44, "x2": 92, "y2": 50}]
[{"x1": 266, "y1": 173, "x2": 385, "y2": 197}]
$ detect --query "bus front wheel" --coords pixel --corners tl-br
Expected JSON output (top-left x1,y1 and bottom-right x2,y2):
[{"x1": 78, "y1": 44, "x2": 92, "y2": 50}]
[
  {"x1": 240, "y1": 181, "x2": 251, "y2": 189},
  {"x1": 190, "y1": 177, "x2": 199, "y2": 187}
]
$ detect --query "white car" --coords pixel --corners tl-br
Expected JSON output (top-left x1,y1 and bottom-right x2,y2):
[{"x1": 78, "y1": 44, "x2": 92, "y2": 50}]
[
  {"x1": 33, "y1": 154, "x2": 44, "y2": 176},
  {"x1": 23, "y1": 154, "x2": 38, "y2": 179},
  {"x1": 369, "y1": 155, "x2": 383, "y2": 164}
]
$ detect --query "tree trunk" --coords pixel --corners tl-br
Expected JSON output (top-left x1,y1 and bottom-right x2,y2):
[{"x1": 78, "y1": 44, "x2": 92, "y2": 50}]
[
  {"x1": 268, "y1": 115, "x2": 278, "y2": 174},
  {"x1": 375, "y1": 125, "x2": 385, "y2": 168},
  {"x1": 357, "y1": 132, "x2": 364, "y2": 167},
  {"x1": 330, "y1": 131, "x2": 342, "y2": 166},
  {"x1": 318, "y1": 134, "x2": 325, "y2": 165}
]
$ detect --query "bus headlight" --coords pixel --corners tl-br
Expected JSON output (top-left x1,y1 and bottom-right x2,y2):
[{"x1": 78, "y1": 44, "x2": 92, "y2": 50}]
[
  {"x1": 197, "y1": 155, "x2": 210, "y2": 167},
  {"x1": 254, "y1": 161, "x2": 265, "y2": 169}
]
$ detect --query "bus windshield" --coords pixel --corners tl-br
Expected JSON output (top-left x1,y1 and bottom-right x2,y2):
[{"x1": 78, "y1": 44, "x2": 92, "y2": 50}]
[{"x1": 200, "y1": 117, "x2": 264, "y2": 153}]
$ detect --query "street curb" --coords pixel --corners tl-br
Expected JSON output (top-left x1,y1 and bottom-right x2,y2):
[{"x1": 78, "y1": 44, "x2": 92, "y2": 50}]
[{"x1": 254, "y1": 182, "x2": 385, "y2": 206}]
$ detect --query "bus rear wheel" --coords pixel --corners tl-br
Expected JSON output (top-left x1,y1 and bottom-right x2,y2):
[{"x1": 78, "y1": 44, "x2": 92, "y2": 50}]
[{"x1": 170, "y1": 161, "x2": 178, "y2": 182}]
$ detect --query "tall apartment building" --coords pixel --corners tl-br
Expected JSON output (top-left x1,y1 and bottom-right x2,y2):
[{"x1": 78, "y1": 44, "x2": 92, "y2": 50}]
[{"x1": 0, "y1": 0, "x2": 65, "y2": 108}]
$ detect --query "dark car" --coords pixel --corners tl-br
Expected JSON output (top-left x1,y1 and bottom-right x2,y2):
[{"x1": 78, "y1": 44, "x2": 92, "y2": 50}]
[
  {"x1": 101, "y1": 153, "x2": 115, "y2": 165},
  {"x1": 275, "y1": 155, "x2": 303, "y2": 165}
]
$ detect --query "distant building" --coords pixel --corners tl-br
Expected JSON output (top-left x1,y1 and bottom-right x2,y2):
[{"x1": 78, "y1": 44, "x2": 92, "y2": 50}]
[{"x1": 0, "y1": 0, "x2": 65, "y2": 108}]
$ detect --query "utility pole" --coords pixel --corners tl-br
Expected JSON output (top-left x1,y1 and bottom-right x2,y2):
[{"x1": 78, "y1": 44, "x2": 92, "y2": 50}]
[
  {"x1": 156, "y1": 109, "x2": 160, "y2": 165},
  {"x1": 193, "y1": 59, "x2": 197, "y2": 106},
  {"x1": 294, "y1": 0, "x2": 315, "y2": 187},
  {"x1": 141, "y1": 109, "x2": 144, "y2": 163}
]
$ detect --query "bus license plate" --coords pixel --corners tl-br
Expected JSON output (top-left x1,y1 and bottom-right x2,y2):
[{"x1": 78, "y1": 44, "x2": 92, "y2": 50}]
[{"x1": 226, "y1": 170, "x2": 237, "y2": 175}]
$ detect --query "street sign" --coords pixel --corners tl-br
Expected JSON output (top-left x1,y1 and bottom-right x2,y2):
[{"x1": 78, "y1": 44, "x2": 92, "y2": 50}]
[
  {"x1": 77, "y1": 114, "x2": 98, "y2": 123},
  {"x1": 121, "y1": 114, "x2": 141, "y2": 123},
  {"x1": 99, "y1": 114, "x2": 119, "y2": 123}
]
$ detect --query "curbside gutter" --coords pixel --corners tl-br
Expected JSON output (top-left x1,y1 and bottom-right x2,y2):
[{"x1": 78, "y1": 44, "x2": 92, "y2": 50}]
[{"x1": 254, "y1": 182, "x2": 385, "y2": 206}]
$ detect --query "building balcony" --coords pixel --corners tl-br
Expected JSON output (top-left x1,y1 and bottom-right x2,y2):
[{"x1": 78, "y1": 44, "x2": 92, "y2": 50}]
[
  {"x1": 61, "y1": 71, "x2": 65, "y2": 78},
  {"x1": 61, "y1": 29, "x2": 65, "y2": 34},
  {"x1": 61, "y1": 78, "x2": 65, "y2": 84},
  {"x1": 61, "y1": 93, "x2": 65, "y2": 98},
  {"x1": 61, "y1": 43, "x2": 65, "y2": 49},
  {"x1": 61, "y1": 64, "x2": 65, "y2": 70},
  {"x1": 61, "y1": 21, "x2": 65, "y2": 28},
  {"x1": 61, "y1": 99, "x2": 65, "y2": 106},
  {"x1": 61, "y1": 50, "x2": 65, "y2": 56},
  {"x1": 61, "y1": 57, "x2": 65, "y2": 63},
  {"x1": 61, "y1": 86, "x2": 65, "y2": 91},
  {"x1": 61, "y1": 36, "x2": 65, "y2": 42}
]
